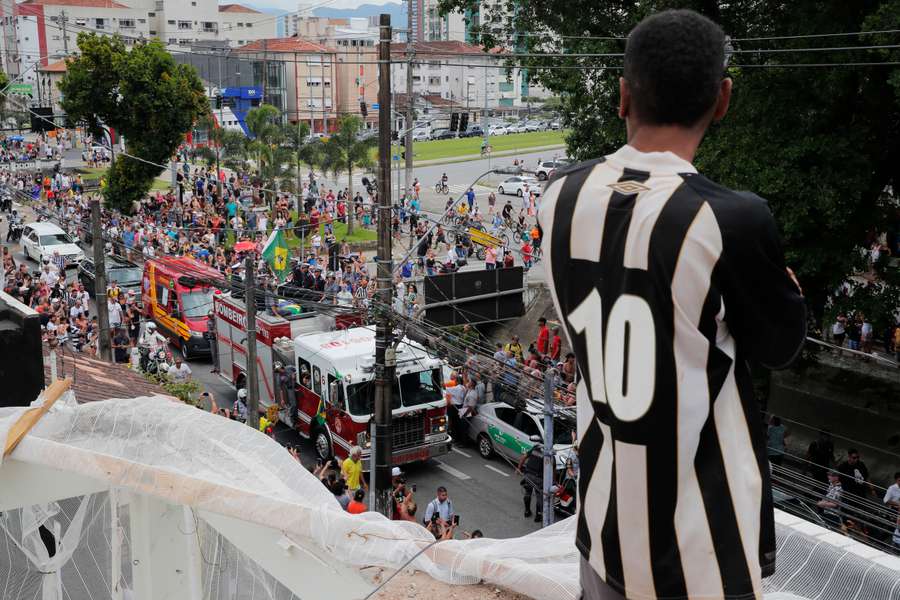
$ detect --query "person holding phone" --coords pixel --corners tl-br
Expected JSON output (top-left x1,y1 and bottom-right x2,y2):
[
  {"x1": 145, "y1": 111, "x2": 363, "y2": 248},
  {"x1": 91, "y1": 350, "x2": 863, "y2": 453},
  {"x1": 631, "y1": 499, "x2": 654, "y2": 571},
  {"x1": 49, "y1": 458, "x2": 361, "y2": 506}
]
[{"x1": 423, "y1": 486, "x2": 454, "y2": 530}]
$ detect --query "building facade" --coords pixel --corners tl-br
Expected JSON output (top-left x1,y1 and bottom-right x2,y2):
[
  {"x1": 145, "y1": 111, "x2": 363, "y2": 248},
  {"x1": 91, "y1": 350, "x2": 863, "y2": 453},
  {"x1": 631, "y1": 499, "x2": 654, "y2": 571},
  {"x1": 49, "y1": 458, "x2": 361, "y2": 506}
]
[
  {"x1": 235, "y1": 38, "x2": 338, "y2": 134},
  {"x1": 390, "y1": 41, "x2": 526, "y2": 123}
]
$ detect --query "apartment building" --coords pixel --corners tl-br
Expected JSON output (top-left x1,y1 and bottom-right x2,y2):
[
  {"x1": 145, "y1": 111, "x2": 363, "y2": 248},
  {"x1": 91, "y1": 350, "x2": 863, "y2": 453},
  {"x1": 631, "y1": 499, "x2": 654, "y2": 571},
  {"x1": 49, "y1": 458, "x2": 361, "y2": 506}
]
[
  {"x1": 1, "y1": 0, "x2": 276, "y2": 97},
  {"x1": 124, "y1": 0, "x2": 276, "y2": 49},
  {"x1": 284, "y1": 17, "x2": 379, "y2": 130},
  {"x1": 8, "y1": 0, "x2": 150, "y2": 85},
  {"x1": 235, "y1": 38, "x2": 338, "y2": 134},
  {"x1": 391, "y1": 41, "x2": 525, "y2": 118}
]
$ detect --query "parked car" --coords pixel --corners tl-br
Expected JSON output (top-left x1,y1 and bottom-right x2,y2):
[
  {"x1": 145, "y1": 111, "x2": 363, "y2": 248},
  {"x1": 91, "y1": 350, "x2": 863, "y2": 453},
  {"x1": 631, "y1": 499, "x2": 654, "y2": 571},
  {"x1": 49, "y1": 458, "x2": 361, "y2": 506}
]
[
  {"x1": 431, "y1": 128, "x2": 456, "y2": 140},
  {"x1": 467, "y1": 401, "x2": 575, "y2": 470},
  {"x1": 488, "y1": 125, "x2": 508, "y2": 136},
  {"x1": 78, "y1": 255, "x2": 143, "y2": 297},
  {"x1": 20, "y1": 222, "x2": 85, "y2": 266},
  {"x1": 412, "y1": 129, "x2": 431, "y2": 142},
  {"x1": 548, "y1": 120, "x2": 561, "y2": 130},
  {"x1": 524, "y1": 121, "x2": 543, "y2": 132},
  {"x1": 497, "y1": 176, "x2": 542, "y2": 197},
  {"x1": 459, "y1": 125, "x2": 484, "y2": 138},
  {"x1": 535, "y1": 159, "x2": 573, "y2": 180}
]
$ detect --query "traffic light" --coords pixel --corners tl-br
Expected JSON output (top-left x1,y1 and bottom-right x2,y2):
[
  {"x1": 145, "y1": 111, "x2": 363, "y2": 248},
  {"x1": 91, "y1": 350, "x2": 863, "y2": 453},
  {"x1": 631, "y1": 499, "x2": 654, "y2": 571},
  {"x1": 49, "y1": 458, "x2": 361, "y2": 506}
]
[
  {"x1": 215, "y1": 95, "x2": 223, "y2": 109},
  {"x1": 360, "y1": 101, "x2": 368, "y2": 117},
  {"x1": 449, "y1": 112, "x2": 460, "y2": 132},
  {"x1": 459, "y1": 112, "x2": 469, "y2": 132}
]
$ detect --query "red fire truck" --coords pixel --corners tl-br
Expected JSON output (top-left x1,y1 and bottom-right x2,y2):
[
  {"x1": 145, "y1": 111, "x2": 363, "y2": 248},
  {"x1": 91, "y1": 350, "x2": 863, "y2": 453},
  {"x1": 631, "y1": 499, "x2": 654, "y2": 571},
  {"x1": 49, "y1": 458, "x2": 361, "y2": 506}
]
[{"x1": 214, "y1": 295, "x2": 451, "y2": 467}]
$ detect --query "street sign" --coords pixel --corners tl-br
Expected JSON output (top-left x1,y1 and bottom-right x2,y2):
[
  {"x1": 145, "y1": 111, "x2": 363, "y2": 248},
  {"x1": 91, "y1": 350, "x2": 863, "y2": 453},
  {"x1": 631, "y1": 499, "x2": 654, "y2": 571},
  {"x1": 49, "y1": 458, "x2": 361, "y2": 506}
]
[
  {"x1": 468, "y1": 228, "x2": 502, "y2": 248},
  {"x1": 9, "y1": 83, "x2": 32, "y2": 95},
  {"x1": 372, "y1": 103, "x2": 380, "y2": 110}
]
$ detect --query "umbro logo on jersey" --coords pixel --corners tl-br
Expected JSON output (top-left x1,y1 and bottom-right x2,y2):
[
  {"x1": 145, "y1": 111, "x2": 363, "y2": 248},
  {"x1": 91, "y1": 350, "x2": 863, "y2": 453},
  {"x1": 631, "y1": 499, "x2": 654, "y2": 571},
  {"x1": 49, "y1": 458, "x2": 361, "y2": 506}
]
[{"x1": 607, "y1": 181, "x2": 650, "y2": 195}]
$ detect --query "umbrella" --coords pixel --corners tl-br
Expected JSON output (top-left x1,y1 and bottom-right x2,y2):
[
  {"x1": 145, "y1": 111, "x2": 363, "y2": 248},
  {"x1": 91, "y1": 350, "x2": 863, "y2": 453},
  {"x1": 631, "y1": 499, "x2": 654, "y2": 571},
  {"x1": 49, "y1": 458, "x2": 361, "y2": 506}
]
[
  {"x1": 8, "y1": 135, "x2": 24, "y2": 142},
  {"x1": 234, "y1": 241, "x2": 256, "y2": 252}
]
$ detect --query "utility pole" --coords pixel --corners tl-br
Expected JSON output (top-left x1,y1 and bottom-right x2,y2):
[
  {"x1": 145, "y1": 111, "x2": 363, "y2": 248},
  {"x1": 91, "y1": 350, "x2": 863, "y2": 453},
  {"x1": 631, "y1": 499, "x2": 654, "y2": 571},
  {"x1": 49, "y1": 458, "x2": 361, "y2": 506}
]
[
  {"x1": 90, "y1": 196, "x2": 111, "y2": 361},
  {"x1": 371, "y1": 12, "x2": 394, "y2": 516},
  {"x1": 60, "y1": 10, "x2": 69, "y2": 56},
  {"x1": 244, "y1": 256, "x2": 260, "y2": 429},
  {"x1": 215, "y1": 53, "x2": 223, "y2": 200},
  {"x1": 482, "y1": 62, "x2": 489, "y2": 164},
  {"x1": 404, "y1": 0, "x2": 414, "y2": 198},
  {"x1": 542, "y1": 369, "x2": 557, "y2": 527}
]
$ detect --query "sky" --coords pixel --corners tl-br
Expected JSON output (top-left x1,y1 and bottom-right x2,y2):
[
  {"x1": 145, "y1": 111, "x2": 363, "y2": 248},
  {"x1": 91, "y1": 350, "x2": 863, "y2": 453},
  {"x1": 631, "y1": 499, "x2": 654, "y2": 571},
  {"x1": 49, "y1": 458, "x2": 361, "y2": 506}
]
[{"x1": 260, "y1": 0, "x2": 403, "y2": 12}]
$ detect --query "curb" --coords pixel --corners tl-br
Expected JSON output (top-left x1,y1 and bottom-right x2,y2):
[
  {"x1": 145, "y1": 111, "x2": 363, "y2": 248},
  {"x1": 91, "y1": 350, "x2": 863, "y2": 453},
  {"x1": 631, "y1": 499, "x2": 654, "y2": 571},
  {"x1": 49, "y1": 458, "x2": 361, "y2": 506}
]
[{"x1": 408, "y1": 144, "x2": 567, "y2": 168}]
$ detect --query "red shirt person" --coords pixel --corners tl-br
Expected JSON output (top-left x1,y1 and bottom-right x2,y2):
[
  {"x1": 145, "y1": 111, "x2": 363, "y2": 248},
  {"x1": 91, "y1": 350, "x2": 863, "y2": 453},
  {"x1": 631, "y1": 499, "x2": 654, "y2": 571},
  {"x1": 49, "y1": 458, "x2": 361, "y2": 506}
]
[
  {"x1": 550, "y1": 327, "x2": 562, "y2": 361},
  {"x1": 536, "y1": 317, "x2": 550, "y2": 354}
]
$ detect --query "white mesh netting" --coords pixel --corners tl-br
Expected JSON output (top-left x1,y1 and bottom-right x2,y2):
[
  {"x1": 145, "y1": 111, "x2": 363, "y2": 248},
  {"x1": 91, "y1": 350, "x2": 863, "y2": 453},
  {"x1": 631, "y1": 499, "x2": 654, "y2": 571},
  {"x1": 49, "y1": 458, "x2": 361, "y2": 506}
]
[{"x1": 1, "y1": 393, "x2": 899, "y2": 600}]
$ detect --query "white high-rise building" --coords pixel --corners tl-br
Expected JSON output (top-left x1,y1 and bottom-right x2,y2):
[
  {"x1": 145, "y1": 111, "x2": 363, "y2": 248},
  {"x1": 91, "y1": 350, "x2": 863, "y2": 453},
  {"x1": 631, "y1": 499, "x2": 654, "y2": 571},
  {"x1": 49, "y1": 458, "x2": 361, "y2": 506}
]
[{"x1": 4, "y1": 0, "x2": 277, "y2": 96}]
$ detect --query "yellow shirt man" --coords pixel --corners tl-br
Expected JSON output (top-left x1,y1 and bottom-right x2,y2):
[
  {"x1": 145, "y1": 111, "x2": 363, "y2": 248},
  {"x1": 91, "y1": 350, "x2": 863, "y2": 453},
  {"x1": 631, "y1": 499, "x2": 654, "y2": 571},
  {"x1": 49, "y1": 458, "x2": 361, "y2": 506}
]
[{"x1": 342, "y1": 448, "x2": 365, "y2": 490}]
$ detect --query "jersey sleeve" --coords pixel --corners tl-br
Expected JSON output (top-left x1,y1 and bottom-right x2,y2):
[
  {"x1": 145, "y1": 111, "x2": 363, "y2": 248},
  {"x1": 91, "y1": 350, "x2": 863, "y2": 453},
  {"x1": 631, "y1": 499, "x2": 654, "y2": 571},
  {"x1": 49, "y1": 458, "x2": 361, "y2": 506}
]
[{"x1": 719, "y1": 196, "x2": 806, "y2": 370}]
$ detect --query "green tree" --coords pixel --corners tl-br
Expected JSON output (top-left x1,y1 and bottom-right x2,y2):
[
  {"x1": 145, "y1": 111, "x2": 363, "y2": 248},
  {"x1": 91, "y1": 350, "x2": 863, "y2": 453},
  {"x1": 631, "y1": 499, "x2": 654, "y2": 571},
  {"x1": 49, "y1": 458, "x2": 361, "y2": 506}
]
[
  {"x1": 245, "y1": 104, "x2": 292, "y2": 206},
  {"x1": 58, "y1": 33, "x2": 208, "y2": 212},
  {"x1": 282, "y1": 120, "x2": 322, "y2": 213},
  {"x1": 439, "y1": 0, "x2": 900, "y2": 325},
  {"x1": 0, "y1": 70, "x2": 10, "y2": 115},
  {"x1": 220, "y1": 129, "x2": 249, "y2": 170},
  {"x1": 319, "y1": 114, "x2": 375, "y2": 235}
]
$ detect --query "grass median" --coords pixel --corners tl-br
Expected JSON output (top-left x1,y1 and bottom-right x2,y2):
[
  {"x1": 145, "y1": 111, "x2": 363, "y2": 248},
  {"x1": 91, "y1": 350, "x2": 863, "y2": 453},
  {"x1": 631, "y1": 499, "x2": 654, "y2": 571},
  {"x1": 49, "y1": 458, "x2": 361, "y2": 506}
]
[
  {"x1": 381, "y1": 130, "x2": 568, "y2": 163},
  {"x1": 79, "y1": 166, "x2": 172, "y2": 192}
]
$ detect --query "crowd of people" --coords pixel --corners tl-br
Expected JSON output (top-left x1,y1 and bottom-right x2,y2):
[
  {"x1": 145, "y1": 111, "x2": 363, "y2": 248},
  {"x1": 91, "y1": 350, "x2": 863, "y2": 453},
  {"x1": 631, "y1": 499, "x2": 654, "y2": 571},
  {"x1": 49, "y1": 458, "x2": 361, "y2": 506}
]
[{"x1": 830, "y1": 311, "x2": 900, "y2": 362}]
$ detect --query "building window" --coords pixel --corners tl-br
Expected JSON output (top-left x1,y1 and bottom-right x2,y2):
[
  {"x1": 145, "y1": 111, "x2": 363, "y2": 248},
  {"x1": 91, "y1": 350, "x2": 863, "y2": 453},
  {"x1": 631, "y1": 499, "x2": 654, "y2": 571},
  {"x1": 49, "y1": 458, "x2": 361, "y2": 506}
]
[
  {"x1": 167, "y1": 20, "x2": 175, "y2": 25},
  {"x1": 201, "y1": 21, "x2": 217, "y2": 33},
  {"x1": 237, "y1": 22, "x2": 244, "y2": 27},
  {"x1": 177, "y1": 20, "x2": 191, "y2": 30},
  {"x1": 150, "y1": 30, "x2": 157, "y2": 35},
  {"x1": 95, "y1": 18, "x2": 105, "y2": 29},
  {"x1": 148, "y1": 12, "x2": 155, "y2": 17},
  {"x1": 178, "y1": 38, "x2": 192, "y2": 45},
  {"x1": 246, "y1": 22, "x2": 252, "y2": 28},
  {"x1": 120, "y1": 19, "x2": 135, "y2": 29},
  {"x1": 139, "y1": 18, "x2": 146, "y2": 23},
  {"x1": 168, "y1": 38, "x2": 176, "y2": 44}
]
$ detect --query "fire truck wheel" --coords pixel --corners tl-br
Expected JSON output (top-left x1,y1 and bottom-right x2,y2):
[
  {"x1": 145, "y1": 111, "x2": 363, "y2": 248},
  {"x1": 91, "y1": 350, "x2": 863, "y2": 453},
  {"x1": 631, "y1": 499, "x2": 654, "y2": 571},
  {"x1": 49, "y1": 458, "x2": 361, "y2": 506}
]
[
  {"x1": 180, "y1": 340, "x2": 191, "y2": 361},
  {"x1": 314, "y1": 428, "x2": 333, "y2": 461},
  {"x1": 477, "y1": 433, "x2": 494, "y2": 459}
]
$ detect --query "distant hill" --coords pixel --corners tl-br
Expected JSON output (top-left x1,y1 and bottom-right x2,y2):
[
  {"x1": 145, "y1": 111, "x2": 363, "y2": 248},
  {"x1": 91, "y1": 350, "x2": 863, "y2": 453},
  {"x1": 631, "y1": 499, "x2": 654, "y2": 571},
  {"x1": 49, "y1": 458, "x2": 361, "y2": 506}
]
[{"x1": 313, "y1": 2, "x2": 405, "y2": 20}]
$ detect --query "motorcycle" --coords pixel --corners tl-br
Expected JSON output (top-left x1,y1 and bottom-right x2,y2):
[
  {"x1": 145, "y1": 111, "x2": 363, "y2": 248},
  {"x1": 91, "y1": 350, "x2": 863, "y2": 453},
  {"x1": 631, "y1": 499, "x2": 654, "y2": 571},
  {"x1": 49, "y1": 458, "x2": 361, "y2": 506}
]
[
  {"x1": 139, "y1": 346, "x2": 172, "y2": 376},
  {"x1": 7, "y1": 221, "x2": 22, "y2": 242}
]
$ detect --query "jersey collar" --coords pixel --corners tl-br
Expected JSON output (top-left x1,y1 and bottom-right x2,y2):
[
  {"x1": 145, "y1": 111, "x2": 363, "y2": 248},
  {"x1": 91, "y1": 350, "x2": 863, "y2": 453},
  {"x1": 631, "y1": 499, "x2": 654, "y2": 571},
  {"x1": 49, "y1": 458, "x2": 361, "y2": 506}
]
[{"x1": 607, "y1": 144, "x2": 698, "y2": 175}]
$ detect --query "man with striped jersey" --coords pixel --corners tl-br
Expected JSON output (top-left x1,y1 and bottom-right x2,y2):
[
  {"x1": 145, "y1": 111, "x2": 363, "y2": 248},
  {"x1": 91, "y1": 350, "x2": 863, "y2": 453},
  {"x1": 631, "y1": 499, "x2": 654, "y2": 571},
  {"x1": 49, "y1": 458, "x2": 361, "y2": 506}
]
[{"x1": 539, "y1": 10, "x2": 806, "y2": 600}]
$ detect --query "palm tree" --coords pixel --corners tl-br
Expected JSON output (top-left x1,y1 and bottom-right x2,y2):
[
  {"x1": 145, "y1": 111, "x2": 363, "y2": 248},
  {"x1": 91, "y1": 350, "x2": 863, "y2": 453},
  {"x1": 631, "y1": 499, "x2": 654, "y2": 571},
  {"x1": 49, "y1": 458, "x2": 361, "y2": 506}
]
[
  {"x1": 320, "y1": 114, "x2": 375, "y2": 235},
  {"x1": 245, "y1": 104, "x2": 286, "y2": 207},
  {"x1": 282, "y1": 120, "x2": 323, "y2": 214}
]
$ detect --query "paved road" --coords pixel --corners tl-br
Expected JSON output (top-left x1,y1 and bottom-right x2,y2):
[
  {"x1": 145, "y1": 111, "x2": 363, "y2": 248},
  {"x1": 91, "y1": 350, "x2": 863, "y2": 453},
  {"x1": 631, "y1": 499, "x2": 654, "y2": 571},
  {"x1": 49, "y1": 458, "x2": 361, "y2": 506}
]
[{"x1": 189, "y1": 362, "x2": 545, "y2": 539}]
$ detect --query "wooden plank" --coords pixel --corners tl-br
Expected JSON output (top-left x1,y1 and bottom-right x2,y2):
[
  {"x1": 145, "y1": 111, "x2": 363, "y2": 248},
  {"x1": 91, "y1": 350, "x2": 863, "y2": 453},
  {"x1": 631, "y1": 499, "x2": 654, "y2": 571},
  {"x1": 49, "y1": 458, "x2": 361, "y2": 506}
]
[{"x1": 3, "y1": 378, "x2": 71, "y2": 457}]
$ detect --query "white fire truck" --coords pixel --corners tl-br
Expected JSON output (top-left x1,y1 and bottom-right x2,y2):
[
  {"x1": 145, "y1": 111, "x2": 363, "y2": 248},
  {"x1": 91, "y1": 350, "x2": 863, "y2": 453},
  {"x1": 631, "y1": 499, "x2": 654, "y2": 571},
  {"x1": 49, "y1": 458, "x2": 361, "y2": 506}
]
[{"x1": 213, "y1": 295, "x2": 451, "y2": 467}]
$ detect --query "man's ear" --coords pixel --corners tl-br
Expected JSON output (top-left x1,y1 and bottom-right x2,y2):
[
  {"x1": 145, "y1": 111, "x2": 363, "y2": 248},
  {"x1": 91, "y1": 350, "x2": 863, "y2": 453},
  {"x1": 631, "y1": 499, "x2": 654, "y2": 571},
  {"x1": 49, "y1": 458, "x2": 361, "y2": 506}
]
[
  {"x1": 618, "y1": 77, "x2": 629, "y2": 119},
  {"x1": 712, "y1": 78, "x2": 733, "y2": 122}
]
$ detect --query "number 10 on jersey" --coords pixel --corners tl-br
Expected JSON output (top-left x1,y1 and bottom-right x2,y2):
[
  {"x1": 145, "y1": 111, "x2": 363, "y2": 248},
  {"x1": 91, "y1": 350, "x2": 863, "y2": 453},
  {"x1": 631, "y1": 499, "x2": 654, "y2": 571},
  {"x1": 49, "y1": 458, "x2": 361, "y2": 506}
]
[{"x1": 568, "y1": 289, "x2": 656, "y2": 422}]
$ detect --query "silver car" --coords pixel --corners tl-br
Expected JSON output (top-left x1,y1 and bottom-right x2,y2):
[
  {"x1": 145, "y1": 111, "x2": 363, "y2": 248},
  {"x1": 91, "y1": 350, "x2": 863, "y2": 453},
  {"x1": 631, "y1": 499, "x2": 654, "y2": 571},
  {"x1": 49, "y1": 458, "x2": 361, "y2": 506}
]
[{"x1": 467, "y1": 401, "x2": 575, "y2": 470}]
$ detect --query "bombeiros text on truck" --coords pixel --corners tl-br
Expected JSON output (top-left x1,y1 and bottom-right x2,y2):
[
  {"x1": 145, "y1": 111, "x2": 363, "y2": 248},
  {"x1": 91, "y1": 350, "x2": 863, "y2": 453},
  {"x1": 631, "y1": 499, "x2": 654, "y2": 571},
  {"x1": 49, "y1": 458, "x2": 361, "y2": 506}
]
[{"x1": 213, "y1": 294, "x2": 452, "y2": 467}]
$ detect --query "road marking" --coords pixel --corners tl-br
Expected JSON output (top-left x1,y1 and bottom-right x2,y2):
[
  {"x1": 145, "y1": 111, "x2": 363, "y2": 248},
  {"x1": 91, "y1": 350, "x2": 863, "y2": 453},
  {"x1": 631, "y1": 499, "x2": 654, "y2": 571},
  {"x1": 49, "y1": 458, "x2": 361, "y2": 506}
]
[
  {"x1": 434, "y1": 459, "x2": 471, "y2": 480},
  {"x1": 452, "y1": 447, "x2": 472, "y2": 458},
  {"x1": 484, "y1": 464, "x2": 511, "y2": 477}
]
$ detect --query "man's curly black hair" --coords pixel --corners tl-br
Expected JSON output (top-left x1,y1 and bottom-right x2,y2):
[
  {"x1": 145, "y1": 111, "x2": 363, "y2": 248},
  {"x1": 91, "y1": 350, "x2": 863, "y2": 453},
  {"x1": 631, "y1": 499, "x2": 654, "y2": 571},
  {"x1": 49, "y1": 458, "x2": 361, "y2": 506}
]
[{"x1": 624, "y1": 9, "x2": 727, "y2": 128}]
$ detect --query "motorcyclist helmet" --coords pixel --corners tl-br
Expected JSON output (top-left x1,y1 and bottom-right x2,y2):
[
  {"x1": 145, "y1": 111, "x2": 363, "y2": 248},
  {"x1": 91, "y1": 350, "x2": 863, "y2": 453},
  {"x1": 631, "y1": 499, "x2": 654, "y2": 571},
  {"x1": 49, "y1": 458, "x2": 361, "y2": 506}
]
[
  {"x1": 146, "y1": 322, "x2": 157, "y2": 332},
  {"x1": 237, "y1": 388, "x2": 248, "y2": 400}
]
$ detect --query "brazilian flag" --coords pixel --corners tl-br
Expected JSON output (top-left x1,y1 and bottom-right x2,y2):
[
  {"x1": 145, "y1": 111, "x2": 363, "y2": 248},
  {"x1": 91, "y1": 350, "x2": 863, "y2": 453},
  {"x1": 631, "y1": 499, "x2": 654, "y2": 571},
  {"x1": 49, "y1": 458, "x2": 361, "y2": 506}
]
[{"x1": 261, "y1": 229, "x2": 290, "y2": 280}]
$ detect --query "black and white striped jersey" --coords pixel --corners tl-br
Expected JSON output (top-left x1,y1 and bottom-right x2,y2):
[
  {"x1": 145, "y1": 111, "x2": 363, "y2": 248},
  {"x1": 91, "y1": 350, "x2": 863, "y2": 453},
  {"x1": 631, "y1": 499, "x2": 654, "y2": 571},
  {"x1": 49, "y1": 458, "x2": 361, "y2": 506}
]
[{"x1": 539, "y1": 145, "x2": 806, "y2": 600}]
